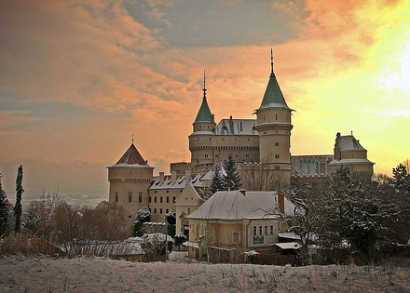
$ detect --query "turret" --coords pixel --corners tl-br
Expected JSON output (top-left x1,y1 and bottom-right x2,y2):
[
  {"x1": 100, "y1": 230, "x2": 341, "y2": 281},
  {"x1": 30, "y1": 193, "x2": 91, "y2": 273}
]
[{"x1": 254, "y1": 50, "x2": 294, "y2": 186}]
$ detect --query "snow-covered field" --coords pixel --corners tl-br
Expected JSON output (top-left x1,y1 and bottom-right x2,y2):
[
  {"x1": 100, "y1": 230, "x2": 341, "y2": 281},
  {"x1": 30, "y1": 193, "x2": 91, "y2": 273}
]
[{"x1": 1, "y1": 252, "x2": 409, "y2": 292}]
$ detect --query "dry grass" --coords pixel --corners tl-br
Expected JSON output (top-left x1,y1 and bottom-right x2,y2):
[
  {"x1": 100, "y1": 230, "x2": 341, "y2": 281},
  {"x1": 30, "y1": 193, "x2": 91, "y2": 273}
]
[{"x1": 0, "y1": 254, "x2": 409, "y2": 292}]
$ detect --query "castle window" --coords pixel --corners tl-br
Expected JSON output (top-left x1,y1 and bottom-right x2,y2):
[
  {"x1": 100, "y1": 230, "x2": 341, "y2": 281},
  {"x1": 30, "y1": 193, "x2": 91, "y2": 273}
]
[
  {"x1": 275, "y1": 142, "x2": 279, "y2": 146},
  {"x1": 245, "y1": 154, "x2": 250, "y2": 159},
  {"x1": 188, "y1": 208, "x2": 191, "y2": 214},
  {"x1": 276, "y1": 114, "x2": 278, "y2": 120},
  {"x1": 235, "y1": 154, "x2": 239, "y2": 159},
  {"x1": 115, "y1": 192, "x2": 118, "y2": 203},
  {"x1": 264, "y1": 226, "x2": 268, "y2": 235},
  {"x1": 173, "y1": 196, "x2": 176, "y2": 202},
  {"x1": 270, "y1": 225, "x2": 274, "y2": 234},
  {"x1": 149, "y1": 196, "x2": 151, "y2": 203},
  {"x1": 259, "y1": 226, "x2": 263, "y2": 235},
  {"x1": 160, "y1": 196, "x2": 163, "y2": 203},
  {"x1": 166, "y1": 209, "x2": 169, "y2": 213},
  {"x1": 232, "y1": 232, "x2": 240, "y2": 243},
  {"x1": 166, "y1": 196, "x2": 169, "y2": 203},
  {"x1": 160, "y1": 208, "x2": 162, "y2": 214},
  {"x1": 275, "y1": 166, "x2": 280, "y2": 170},
  {"x1": 275, "y1": 154, "x2": 280, "y2": 158},
  {"x1": 154, "y1": 208, "x2": 157, "y2": 214},
  {"x1": 253, "y1": 226, "x2": 257, "y2": 235},
  {"x1": 128, "y1": 192, "x2": 132, "y2": 203},
  {"x1": 204, "y1": 154, "x2": 209, "y2": 158},
  {"x1": 138, "y1": 192, "x2": 142, "y2": 203},
  {"x1": 154, "y1": 196, "x2": 157, "y2": 203}
]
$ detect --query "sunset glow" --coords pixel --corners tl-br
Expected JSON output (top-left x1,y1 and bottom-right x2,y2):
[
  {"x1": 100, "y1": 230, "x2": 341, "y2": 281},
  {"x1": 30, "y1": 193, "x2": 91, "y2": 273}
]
[{"x1": 0, "y1": 0, "x2": 409, "y2": 206}]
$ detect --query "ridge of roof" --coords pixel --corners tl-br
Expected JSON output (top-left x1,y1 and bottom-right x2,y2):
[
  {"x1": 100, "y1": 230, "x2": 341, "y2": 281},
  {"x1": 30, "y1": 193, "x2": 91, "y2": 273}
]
[{"x1": 114, "y1": 143, "x2": 148, "y2": 166}]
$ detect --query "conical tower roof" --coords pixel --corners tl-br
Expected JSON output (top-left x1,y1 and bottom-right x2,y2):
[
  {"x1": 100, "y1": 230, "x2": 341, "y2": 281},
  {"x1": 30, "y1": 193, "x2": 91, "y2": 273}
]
[
  {"x1": 194, "y1": 71, "x2": 213, "y2": 123},
  {"x1": 114, "y1": 143, "x2": 149, "y2": 166},
  {"x1": 258, "y1": 50, "x2": 291, "y2": 110}
]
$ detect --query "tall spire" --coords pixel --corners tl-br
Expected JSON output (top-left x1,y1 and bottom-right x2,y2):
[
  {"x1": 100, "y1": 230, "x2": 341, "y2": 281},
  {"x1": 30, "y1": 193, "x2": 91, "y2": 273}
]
[
  {"x1": 203, "y1": 70, "x2": 207, "y2": 98},
  {"x1": 194, "y1": 70, "x2": 213, "y2": 123},
  {"x1": 270, "y1": 48, "x2": 274, "y2": 75},
  {"x1": 258, "y1": 50, "x2": 290, "y2": 110}
]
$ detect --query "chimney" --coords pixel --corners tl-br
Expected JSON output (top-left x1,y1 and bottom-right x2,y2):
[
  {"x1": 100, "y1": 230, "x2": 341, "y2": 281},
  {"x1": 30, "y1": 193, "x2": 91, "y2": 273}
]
[
  {"x1": 239, "y1": 189, "x2": 246, "y2": 196},
  {"x1": 278, "y1": 192, "x2": 285, "y2": 213},
  {"x1": 171, "y1": 170, "x2": 177, "y2": 185},
  {"x1": 159, "y1": 172, "x2": 165, "y2": 185},
  {"x1": 185, "y1": 170, "x2": 191, "y2": 185}
]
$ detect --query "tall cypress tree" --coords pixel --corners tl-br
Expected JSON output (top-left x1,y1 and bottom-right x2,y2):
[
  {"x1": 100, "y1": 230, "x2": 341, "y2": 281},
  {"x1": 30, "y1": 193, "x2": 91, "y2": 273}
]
[
  {"x1": 223, "y1": 154, "x2": 242, "y2": 191},
  {"x1": 0, "y1": 172, "x2": 10, "y2": 236},
  {"x1": 14, "y1": 165, "x2": 24, "y2": 234}
]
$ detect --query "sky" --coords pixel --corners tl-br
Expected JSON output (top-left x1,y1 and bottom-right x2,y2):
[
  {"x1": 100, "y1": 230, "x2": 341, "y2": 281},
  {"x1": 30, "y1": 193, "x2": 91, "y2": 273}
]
[{"x1": 0, "y1": 0, "x2": 409, "y2": 207}]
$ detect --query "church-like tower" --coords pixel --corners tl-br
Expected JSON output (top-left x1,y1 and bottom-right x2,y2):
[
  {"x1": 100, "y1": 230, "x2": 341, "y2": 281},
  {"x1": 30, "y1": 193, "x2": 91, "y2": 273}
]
[{"x1": 254, "y1": 50, "x2": 294, "y2": 185}]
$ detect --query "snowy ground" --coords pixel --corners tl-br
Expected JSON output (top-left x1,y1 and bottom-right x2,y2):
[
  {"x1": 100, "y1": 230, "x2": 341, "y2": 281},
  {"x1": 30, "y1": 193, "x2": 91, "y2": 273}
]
[{"x1": 0, "y1": 252, "x2": 409, "y2": 292}]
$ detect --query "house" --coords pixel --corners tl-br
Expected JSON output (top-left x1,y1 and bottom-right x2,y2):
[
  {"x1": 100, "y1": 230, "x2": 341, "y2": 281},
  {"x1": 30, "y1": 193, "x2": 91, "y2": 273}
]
[{"x1": 185, "y1": 190, "x2": 295, "y2": 263}]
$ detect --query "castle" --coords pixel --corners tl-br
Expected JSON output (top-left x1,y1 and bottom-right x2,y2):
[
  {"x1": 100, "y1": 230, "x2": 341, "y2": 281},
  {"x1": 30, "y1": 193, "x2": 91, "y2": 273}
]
[{"x1": 107, "y1": 51, "x2": 374, "y2": 226}]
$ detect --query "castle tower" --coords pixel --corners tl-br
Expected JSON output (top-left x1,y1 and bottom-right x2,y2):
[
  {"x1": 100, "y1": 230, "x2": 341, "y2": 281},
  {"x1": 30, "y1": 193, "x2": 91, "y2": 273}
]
[
  {"x1": 254, "y1": 50, "x2": 294, "y2": 186},
  {"x1": 189, "y1": 71, "x2": 216, "y2": 170},
  {"x1": 328, "y1": 132, "x2": 374, "y2": 182},
  {"x1": 108, "y1": 141, "x2": 153, "y2": 222}
]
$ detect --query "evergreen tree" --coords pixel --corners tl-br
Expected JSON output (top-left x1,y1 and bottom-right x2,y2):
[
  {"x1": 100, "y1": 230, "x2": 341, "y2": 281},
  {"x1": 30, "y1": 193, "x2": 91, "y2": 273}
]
[
  {"x1": 223, "y1": 154, "x2": 242, "y2": 191},
  {"x1": 14, "y1": 165, "x2": 24, "y2": 234},
  {"x1": 0, "y1": 172, "x2": 10, "y2": 237},
  {"x1": 392, "y1": 163, "x2": 410, "y2": 193},
  {"x1": 209, "y1": 166, "x2": 225, "y2": 196},
  {"x1": 134, "y1": 207, "x2": 151, "y2": 237},
  {"x1": 317, "y1": 166, "x2": 404, "y2": 263}
]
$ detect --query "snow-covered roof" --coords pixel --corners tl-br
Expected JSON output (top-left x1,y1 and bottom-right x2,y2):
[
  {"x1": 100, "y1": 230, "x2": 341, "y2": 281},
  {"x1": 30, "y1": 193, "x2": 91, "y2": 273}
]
[
  {"x1": 182, "y1": 241, "x2": 199, "y2": 249},
  {"x1": 187, "y1": 190, "x2": 295, "y2": 221},
  {"x1": 328, "y1": 158, "x2": 374, "y2": 166},
  {"x1": 274, "y1": 242, "x2": 302, "y2": 250},
  {"x1": 65, "y1": 241, "x2": 145, "y2": 256},
  {"x1": 214, "y1": 118, "x2": 257, "y2": 136},
  {"x1": 337, "y1": 135, "x2": 366, "y2": 151},
  {"x1": 109, "y1": 143, "x2": 152, "y2": 168},
  {"x1": 150, "y1": 173, "x2": 205, "y2": 191}
]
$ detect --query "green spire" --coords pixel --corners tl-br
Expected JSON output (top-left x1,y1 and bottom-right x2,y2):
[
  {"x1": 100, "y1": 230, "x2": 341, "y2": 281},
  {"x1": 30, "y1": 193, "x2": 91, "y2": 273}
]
[
  {"x1": 259, "y1": 49, "x2": 290, "y2": 110},
  {"x1": 194, "y1": 70, "x2": 213, "y2": 123}
]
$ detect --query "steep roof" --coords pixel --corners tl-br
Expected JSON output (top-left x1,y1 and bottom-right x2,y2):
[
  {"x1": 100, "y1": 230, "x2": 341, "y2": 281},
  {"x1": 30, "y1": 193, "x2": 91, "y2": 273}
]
[
  {"x1": 258, "y1": 50, "x2": 291, "y2": 110},
  {"x1": 113, "y1": 143, "x2": 148, "y2": 166},
  {"x1": 187, "y1": 191, "x2": 295, "y2": 221},
  {"x1": 194, "y1": 72, "x2": 213, "y2": 123},
  {"x1": 337, "y1": 135, "x2": 366, "y2": 151},
  {"x1": 194, "y1": 96, "x2": 212, "y2": 123},
  {"x1": 214, "y1": 118, "x2": 257, "y2": 135}
]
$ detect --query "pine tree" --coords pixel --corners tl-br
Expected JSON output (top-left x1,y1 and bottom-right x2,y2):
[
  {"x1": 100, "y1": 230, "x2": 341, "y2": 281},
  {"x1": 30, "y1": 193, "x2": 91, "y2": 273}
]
[
  {"x1": 223, "y1": 154, "x2": 242, "y2": 191},
  {"x1": 14, "y1": 165, "x2": 24, "y2": 234},
  {"x1": 392, "y1": 163, "x2": 410, "y2": 193},
  {"x1": 209, "y1": 166, "x2": 225, "y2": 196},
  {"x1": 0, "y1": 172, "x2": 10, "y2": 237}
]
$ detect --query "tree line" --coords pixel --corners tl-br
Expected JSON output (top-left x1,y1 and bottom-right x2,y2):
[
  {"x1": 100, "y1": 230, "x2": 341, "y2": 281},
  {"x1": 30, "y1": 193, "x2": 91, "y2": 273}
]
[{"x1": 283, "y1": 161, "x2": 410, "y2": 264}]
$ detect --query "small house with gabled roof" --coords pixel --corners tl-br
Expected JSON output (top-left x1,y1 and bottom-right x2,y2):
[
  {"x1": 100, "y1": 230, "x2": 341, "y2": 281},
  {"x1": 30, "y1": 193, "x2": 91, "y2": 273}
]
[{"x1": 185, "y1": 190, "x2": 295, "y2": 263}]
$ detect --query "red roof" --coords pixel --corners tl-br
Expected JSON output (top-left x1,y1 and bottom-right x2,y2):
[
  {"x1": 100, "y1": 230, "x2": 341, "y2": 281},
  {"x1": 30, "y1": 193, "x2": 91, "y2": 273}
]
[{"x1": 115, "y1": 143, "x2": 147, "y2": 165}]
